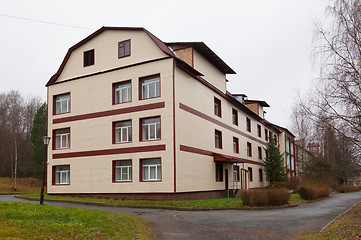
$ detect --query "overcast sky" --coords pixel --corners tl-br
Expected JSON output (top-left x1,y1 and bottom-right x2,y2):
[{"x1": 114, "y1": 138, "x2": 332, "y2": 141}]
[{"x1": 0, "y1": 0, "x2": 329, "y2": 129}]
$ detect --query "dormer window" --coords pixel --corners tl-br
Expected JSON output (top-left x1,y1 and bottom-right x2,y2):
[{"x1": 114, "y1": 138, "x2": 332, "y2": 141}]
[
  {"x1": 118, "y1": 40, "x2": 131, "y2": 58},
  {"x1": 83, "y1": 49, "x2": 94, "y2": 67}
]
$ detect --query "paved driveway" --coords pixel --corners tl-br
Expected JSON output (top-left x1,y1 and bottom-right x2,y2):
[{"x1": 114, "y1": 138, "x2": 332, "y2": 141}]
[{"x1": 1, "y1": 192, "x2": 360, "y2": 240}]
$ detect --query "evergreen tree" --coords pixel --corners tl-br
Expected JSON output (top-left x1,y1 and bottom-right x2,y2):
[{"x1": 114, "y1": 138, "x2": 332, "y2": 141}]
[
  {"x1": 264, "y1": 136, "x2": 287, "y2": 185},
  {"x1": 29, "y1": 103, "x2": 47, "y2": 179}
]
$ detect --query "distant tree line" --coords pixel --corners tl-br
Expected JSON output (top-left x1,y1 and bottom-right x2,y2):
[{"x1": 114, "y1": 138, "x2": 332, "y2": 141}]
[
  {"x1": 0, "y1": 90, "x2": 46, "y2": 189},
  {"x1": 293, "y1": 0, "x2": 360, "y2": 185}
]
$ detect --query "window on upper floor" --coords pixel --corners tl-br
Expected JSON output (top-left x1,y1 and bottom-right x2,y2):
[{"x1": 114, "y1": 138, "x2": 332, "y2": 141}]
[
  {"x1": 53, "y1": 128, "x2": 70, "y2": 150},
  {"x1": 246, "y1": 117, "x2": 251, "y2": 132},
  {"x1": 257, "y1": 124, "x2": 262, "y2": 138},
  {"x1": 247, "y1": 142, "x2": 252, "y2": 157},
  {"x1": 140, "y1": 74, "x2": 160, "y2": 100},
  {"x1": 118, "y1": 39, "x2": 131, "y2": 58},
  {"x1": 248, "y1": 167, "x2": 253, "y2": 182},
  {"x1": 53, "y1": 165, "x2": 70, "y2": 185},
  {"x1": 114, "y1": 80, "x2": 131, "y2": 104},
  {"x1": 54, "y1": 93, "x2": 70, "y2": 115},
  {"x1": 265, "y1": 129, "x2": 268, "y2": 141},
  {"x1": 83, "y1": 49, "x2": 94, "y2": 67},
  {"x1": 113, "y1": 160, "x2": 132, "y2": 182},
  {"x1": 233, "y1": 137, "x2": 239, "y2": 154},
  {"x1": 141, "y1": 158, "x2": 161, "y2": 181},
  {"x1": 214, "y1": 97, "x2": 222, "y2": 117},
  {"x1": 114, "y1": 120, "x2": 132, "y2": 143},
  {"x1": 215, "y1": 130, "x2": 222, "y2": 149},
  {"x1": 232, "y1": 108, "x2": 238, "y2": 125},
  {"x1": 141, "y1": 116, "x2": 160, "y2": 141},
  {"x1": 216, "y1": 163, "x2": 223, "y2": 182},
  {"x1": 258, "y1": 146, "x2": 262, "y2": 160}
]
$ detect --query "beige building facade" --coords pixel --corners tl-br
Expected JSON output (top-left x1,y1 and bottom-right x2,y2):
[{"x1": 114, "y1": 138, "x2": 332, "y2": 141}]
[{"x1": 46, "y1": 27, "x2": 295, "y2": 200}]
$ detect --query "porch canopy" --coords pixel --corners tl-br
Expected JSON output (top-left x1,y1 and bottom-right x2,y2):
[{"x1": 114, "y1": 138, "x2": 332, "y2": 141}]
[{"x1": 213, "y1": 153, "x2": 244, "y2": 164}]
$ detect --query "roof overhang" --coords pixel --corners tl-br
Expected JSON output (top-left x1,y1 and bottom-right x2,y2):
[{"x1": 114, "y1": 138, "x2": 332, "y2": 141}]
[
  {"x1": 214, "y1": 153, "x2": 244, "y2": 164},
  {"x1": 166, "y1": 42, "x2": 236, "y2": 75}
]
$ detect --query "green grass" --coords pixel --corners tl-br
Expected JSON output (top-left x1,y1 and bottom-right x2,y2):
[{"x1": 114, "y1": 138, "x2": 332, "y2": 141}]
[
  {"x1": 289, "y1": 193, "x2": 307, "y2": 205},
  {"x1": 22, "y1": 193, "x2": 245, "y2": 209},
  {"x1": 0, "y1": 202, "x2": 153, "y2": 240},
  {"x1": 293, "y1": 202, "x2": 361, "y2": 240},
  {"x1": 0, "y1": 177, "x2": 41, "y2": 194}
]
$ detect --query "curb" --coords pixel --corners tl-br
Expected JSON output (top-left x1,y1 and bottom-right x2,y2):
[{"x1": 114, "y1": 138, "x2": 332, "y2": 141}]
[{"x1": 15, "y1": 195, "x2": 299, "y2": 211}]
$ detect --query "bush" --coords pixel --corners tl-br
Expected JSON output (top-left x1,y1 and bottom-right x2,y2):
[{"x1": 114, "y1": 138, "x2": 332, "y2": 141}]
[
  {"x1": 335, "y1": 185, "x2": 360, "y2": 193},
  {"x1": 239, "y1": 188, "x2": 290, "y2": 207},
  {"x1": 297, "y1": 183, "x2": 329, "y2": 200}
]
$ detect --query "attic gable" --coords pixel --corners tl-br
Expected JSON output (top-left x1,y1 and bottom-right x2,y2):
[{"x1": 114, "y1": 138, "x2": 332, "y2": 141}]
[{"x1": 46, "y1": 27, "x2": 178, "y2": 86}]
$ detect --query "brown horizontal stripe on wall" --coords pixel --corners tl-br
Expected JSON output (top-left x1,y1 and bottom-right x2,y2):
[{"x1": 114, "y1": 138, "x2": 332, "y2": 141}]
[
  {"x1": 179, "y1": 144, "x2": 264, "y2": 166},
  {"x1": 53, "y1": 144, "x2": 166, "y2": 159},
  {"x1": 179, "y1": 102, "x2": 267, "y2": 146},
  {"x1": 53, "y1": 102, "x2": 165, "y2": 124}
]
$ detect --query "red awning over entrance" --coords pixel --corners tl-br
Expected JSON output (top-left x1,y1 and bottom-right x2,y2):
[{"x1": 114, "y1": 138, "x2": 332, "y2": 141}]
[{"x1": 214, "y1": 153, "x2": 244, "y2": 163}]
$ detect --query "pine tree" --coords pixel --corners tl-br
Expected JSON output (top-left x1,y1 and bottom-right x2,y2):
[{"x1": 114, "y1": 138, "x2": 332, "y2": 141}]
[
  {"x1": 29, "y1": 103, "x2": 47, "y2": 179},
  {"x1": 264, "y1": 136, "x2": 287, "y2": 185}
]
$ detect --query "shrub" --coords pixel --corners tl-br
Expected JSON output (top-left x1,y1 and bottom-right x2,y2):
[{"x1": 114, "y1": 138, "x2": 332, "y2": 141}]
[
  {"x1": 336, "y1": 185, "x2": 360, "y2": 193},
  {"x1": 239, "y1": 188, "x2": 290, "y2": 207},
  {"x1": 297, "y1": 183, "x2": 329, "y2": 200}
]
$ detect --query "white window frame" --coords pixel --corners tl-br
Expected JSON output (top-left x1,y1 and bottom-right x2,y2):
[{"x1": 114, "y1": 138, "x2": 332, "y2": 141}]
[
  {"x1": 55, "y1": 166, "x2": 69, "y2": 184},
  {"x1": 142, "y1": 117, "x2": 160, "y2": 141},
  {"x1": 142, "y1": 159, "x2": 161, "y2": 181},
  {"x1": 55, "y1": 94, "x2": 70, "y2": 114},
  {"x1": 55, "y1": 130, "x2": 70, "y2": 149},
  {"x1": 114, "y1": 161, "x2": 132, "y2": 182},
  {"x1": 115, "y1": 82, "x2": 131, "y2": 104},
  {"x1": 141, "y1": 76, "x2": 160, "y2": 99},
  {"x1": 115, "y1": 121, "x2": 131, "y2": 143},
  {"x1": 233, "y1": 137, "x2": 238, "y2": 153}
]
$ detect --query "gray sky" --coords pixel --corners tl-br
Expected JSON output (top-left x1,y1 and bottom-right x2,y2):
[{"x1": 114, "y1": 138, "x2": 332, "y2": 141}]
[{"x1": 0, "y1": 0, "x2": 329, "y2": 128}]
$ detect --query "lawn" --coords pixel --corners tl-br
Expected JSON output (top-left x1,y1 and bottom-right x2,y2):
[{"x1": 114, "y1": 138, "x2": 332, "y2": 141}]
[
  {"x1": 21, "y1": 193, "x2": 246, "y2": 209},
  {"x1": 0, "y1": 202, "x2": 153, "y2": 240},
  {"x1": 293, "y1": 202, "x2": 361, "y2": 240},
  {"x1": 0, "y1": 177, "x2": 41, "y2": 194}
]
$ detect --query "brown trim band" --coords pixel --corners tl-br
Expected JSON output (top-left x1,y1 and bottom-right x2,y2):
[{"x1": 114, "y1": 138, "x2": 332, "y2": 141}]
[
  {"x1": 180, "y1": 144, "x2": 264, "y2": 166},
  {"x1": 53, "y1": 102, "x2": 165, "y2": 124},
  {"x1": 53, "y1": 144, "x2": 166, "y2": 159},
  {"x1": 179, "y1": 103, "x2": 267, "y2": 146}
]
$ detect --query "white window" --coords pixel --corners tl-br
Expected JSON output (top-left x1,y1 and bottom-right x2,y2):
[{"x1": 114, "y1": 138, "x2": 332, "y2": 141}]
[
  {"x1": 142, "y1": 158, "x2": 161, "y2": 181},
  {"x1": 141, "y1": 117, "x2": 160, "y2": 141},
  {"x1": 55, "y1": 93, "x2": 70, "y2": 114},
  {"x1": 114, "y1": 81, "x2": 131, "y2": 104},
  {"x1": 141, "y1": 75, "x2": 160, "y2": 99},
  {"x1": 54, "y1": 165, "x2": 69, "y2": 184},
  {"x1": 55, "y1": 128, "x2": 70, "y2": 149},
  {"x1": 114, "y1": 160, "x2": 132, "y2": 182},
  {"x1": 114, "y1": 120, "x2": 131, "y2": 143}
]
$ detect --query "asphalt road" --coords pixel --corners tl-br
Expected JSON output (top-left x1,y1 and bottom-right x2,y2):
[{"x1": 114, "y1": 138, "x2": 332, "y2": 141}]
[{"x1": 1, "y1": 192, "x2": 360, "y2": 240}]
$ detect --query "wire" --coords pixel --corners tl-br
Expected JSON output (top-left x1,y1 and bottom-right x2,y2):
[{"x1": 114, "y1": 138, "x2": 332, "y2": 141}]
[{"x1": 0, "y1": 13, "x2": 95, "y2": 30}]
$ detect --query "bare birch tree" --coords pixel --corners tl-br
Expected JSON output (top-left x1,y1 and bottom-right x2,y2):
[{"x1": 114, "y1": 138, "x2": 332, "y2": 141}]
[{"x1": 306, "y1": 0, "x2": 361, "y2": 150}]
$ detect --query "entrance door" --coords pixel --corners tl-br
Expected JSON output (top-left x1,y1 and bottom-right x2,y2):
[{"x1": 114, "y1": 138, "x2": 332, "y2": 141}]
[{"x1": 225, "y1": 169, "x2": 228, "y2": 190}]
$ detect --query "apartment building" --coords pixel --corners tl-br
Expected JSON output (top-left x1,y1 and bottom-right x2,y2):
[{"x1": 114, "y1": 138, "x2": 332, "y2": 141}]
[{"x1": 46, "y1": 27, "x2": 295, "y2": 200}]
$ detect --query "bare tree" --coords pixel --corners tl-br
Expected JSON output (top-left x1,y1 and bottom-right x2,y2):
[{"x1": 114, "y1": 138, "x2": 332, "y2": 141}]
[
  {"x1": 5, "y1": 91, "x2": 24, "y2": 190},
  {"x1": 306, "y1": 0, "x2": 361, "y2": 151}
]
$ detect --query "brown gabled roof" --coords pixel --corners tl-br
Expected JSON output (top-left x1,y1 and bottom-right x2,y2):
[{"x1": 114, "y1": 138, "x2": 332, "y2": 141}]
[
  {"x1": 166, "y1": 42, "x2": 236, "y2": 75},
  {"x1": 47, "y1": 26, "x2": 198, "y2": 86},
  {"x1": 269, "y1": 123, "x2": 295, "y2": 138}
]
